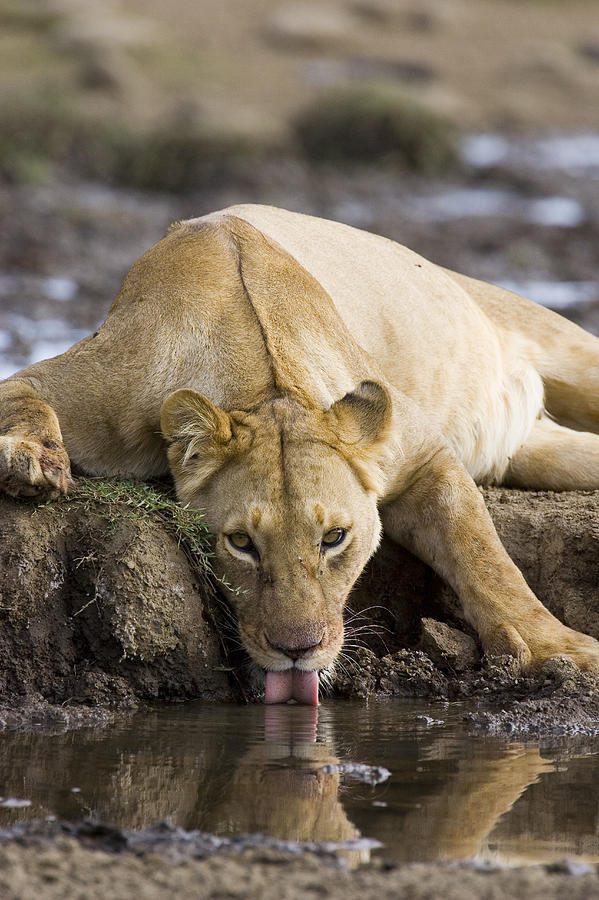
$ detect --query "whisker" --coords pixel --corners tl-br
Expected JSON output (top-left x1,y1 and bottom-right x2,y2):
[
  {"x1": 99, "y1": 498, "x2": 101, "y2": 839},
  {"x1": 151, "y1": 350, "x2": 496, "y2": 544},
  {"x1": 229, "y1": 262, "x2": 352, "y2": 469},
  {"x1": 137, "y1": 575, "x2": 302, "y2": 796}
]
[
  {"x1": 345, "y1": 623, "x2": 392, "y2": 636},
  {"x1": 344, "y1": 604, "x2": 392, "y2": 623}
]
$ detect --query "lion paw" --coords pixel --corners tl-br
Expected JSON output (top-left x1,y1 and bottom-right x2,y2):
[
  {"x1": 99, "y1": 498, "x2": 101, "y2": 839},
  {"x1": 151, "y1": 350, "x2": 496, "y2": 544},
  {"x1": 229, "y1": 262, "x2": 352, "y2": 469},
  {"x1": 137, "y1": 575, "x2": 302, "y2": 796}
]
[
  {"x1": 484, "y1": 619, "x2": 599, "y2": 675},
  {"x1": 0, "y1": 433, "x2": 72, "y2": 499},
  {"x1": 538, "y1": 630, "x2": 599, "y2": 674}
]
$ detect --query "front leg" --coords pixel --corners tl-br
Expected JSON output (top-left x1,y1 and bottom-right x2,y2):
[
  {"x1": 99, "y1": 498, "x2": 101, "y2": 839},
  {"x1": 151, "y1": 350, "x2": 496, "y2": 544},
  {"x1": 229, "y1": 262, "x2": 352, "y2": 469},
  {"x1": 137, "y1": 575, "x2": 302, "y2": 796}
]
[
  {"x1": 0, "y1": 379, "x2": 72, "y2": 498},
  {"x1": 381, "y1": 448, "x2": 599, "y2": 672}
]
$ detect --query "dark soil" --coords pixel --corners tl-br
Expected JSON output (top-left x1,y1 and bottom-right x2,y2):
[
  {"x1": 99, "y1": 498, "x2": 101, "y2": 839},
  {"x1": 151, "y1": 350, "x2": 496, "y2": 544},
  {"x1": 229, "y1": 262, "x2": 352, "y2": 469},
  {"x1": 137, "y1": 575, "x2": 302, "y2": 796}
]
[
  {"x1": 0, "y1": 484, "x2": 235, "y2": 718},
  {"x1": 1, "y1": 483, "x2": 599, "y2": 735}
]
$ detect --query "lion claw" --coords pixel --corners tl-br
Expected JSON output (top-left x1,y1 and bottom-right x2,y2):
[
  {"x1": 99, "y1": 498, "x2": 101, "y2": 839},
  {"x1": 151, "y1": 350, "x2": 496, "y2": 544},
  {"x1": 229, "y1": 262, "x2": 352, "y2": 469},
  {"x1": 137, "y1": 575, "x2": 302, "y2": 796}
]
[{"x1": 0, "y1": 434, "x2": 72, "y2": 499}]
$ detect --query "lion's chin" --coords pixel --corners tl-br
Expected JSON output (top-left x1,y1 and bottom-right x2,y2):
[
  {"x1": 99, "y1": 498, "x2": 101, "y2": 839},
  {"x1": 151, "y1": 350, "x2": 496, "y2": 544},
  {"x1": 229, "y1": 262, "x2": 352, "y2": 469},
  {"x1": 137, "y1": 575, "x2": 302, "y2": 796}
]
[{"x1": 264, "y1": 669, "x2": 319, "y2": 705}]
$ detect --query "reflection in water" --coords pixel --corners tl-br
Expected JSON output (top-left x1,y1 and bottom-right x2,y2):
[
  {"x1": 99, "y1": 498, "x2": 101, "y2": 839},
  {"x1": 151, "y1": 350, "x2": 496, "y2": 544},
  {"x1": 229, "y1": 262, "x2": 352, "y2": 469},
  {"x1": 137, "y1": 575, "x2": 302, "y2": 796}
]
[
  {"x1": 0, "y1": 700, "x2": 598, "y2": 867},
  {"x1": 213, "y1": 705, "x2": 370, "y2": 866}
]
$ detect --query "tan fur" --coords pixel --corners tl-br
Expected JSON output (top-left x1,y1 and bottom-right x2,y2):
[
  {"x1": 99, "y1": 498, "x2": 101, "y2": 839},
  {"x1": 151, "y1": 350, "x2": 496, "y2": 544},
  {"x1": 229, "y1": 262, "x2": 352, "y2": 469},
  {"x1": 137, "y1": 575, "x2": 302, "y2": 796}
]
[{"x1": 3, "y1": 204, "x2": 599, "y2": 676}]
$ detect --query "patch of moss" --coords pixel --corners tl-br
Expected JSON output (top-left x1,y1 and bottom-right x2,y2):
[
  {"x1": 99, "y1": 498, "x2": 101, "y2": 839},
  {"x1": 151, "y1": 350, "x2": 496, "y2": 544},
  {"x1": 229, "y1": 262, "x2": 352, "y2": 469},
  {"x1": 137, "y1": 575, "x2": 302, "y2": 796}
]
[
  {"x1": 294, "y1": 83, "x2": 458, "y2": 174},
  {"x1": 0, "y1": 145, "x2": 52, "y2": 185}
]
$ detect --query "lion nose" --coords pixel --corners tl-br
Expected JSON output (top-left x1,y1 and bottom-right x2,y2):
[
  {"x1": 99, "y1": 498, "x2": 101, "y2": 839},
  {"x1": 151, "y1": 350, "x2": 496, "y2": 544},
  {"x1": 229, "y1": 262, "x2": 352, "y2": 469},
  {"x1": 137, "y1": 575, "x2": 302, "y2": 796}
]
[{"x1": 267, "y1": 623, "x2": 325, "y2": 660}]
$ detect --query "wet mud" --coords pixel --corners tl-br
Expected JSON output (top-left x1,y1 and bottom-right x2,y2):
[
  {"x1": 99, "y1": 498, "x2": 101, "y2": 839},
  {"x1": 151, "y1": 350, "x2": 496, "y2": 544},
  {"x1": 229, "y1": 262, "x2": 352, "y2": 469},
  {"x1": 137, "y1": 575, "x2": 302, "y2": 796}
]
[
  {"x1": 333, "y1": 649, "x2": 599, "y2": 736},
  {"x1": 0, "y1": 485, "x2": 599, "y2": 735},
  {"x1": 0, "y1": 820, "x2": 597, "y2": 900}
]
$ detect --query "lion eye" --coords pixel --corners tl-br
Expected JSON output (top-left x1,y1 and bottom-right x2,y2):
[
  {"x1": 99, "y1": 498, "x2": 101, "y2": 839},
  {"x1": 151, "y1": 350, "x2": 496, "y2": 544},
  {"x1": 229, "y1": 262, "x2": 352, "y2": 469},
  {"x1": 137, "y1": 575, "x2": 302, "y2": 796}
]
[
  {"x1": 227, "y1": 532, "x2": 255, "y2": 552},
  {"x1": 321, "y1": 528, "x2": 346, "y2": 550}
]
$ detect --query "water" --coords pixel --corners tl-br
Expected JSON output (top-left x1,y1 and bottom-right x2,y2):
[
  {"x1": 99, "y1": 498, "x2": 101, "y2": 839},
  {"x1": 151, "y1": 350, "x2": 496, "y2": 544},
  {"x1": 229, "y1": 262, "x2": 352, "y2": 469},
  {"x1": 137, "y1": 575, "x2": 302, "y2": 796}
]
[
  {"x1": 463, "y1": 132, "x2": 599, "y2": 175},
  {"x1": 1, "y1": 699, "x2": 598, "y2": 867},
  {"x1": 496, "y1": 280, "x2": 598, "y2": 310},
  {"x1": 409, "y1": 187, "x2": 586, "y2": 228}
]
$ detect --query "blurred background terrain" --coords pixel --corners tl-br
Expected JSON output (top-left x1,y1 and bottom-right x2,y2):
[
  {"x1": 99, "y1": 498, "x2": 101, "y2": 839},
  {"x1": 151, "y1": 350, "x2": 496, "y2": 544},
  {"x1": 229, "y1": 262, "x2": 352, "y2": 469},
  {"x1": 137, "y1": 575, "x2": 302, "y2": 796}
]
[{"x1": 2, "y1": 0, "x2": 599, "y2": 377}]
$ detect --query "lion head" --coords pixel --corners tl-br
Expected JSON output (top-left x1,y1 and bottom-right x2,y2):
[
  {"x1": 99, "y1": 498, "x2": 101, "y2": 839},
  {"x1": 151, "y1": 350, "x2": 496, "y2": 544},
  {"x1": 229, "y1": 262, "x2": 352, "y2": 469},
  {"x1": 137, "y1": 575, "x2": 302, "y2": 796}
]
[{"x1": 160, "y1": 380, "x2": 391, "y2": 703}]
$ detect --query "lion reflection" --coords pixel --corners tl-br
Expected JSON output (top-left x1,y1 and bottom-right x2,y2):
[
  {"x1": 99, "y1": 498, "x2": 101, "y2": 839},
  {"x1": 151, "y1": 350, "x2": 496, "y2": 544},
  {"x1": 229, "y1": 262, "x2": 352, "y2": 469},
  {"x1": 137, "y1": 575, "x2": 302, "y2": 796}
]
[
  {"x1": 201, "y1": 705, "x2": 363, "y2": 855},
  {"x1": 0, "y1": 706, "x2": 597, "y2": 867}
]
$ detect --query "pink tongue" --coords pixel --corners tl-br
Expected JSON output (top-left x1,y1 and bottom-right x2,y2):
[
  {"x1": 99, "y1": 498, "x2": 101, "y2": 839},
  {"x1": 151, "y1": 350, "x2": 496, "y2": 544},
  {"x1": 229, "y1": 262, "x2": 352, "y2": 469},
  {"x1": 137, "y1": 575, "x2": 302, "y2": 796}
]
[
  {"x1": 292, "y1": 670, "x2": 319, "y2": 705},
  {"x1": 264, "y1": 670, "x2": 293, "y2": 704},
  {"x1": 265, "y1": 670, "x2": 319, "y2": 705}
]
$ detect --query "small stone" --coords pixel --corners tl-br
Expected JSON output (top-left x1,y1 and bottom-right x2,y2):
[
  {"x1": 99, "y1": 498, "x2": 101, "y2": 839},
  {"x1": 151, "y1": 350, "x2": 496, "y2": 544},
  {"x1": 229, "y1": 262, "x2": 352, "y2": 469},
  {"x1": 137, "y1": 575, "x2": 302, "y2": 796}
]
[
  {"x1": 414, "y1": 714, "x2": 444, "y2": 726},
  {"x1": 321, "y1": 762, "x2": 391, "y2": 785},
  {"x1": 419, "y1": 618, "x2": 479, "y2": 671},
  {"x1": 540, "y1": 656, "x2": 581, "y2": 686},
  {"x1": 547, "y1": 859, "x2": 596, "y2": 876}
]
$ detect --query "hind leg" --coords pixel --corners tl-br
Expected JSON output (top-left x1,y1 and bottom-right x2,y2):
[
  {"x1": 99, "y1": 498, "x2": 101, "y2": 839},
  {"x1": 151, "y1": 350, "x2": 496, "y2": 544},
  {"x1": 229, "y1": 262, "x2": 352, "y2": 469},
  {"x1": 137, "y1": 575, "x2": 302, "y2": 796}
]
[
  {"x1": 539, "y1": 335, "x2": 599, "y2": 435},
  {"x1": 503, "y1": 417, "x2": 599, "y2": 491},
  {"x1": 447, "y1": 268, "x2": 599, "y2": 433}
]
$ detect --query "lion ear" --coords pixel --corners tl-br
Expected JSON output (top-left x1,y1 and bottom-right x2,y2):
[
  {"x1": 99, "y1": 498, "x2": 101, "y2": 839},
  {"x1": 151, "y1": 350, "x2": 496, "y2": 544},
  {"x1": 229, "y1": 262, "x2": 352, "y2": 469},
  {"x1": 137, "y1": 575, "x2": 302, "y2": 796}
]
[
  {"x1": 161, "y1": 389, "x2": 232, "y2": 447},
  {"x1": 327, "y1": 381, "x2": 391, "y2": 447},
  {"x1": 325, "y1": 381, "x2": 391, "y2": 495},
  {"x1": 160, "y1": 389, "x2": 234, "y2": 496}
]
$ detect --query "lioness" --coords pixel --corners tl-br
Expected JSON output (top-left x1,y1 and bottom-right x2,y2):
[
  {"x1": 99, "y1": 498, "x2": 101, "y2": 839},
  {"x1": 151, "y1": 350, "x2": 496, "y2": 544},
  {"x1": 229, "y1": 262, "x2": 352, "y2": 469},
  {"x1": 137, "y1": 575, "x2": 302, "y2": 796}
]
[{"x1": 2, "y1": 204, "x2": 599, "y2": 704}]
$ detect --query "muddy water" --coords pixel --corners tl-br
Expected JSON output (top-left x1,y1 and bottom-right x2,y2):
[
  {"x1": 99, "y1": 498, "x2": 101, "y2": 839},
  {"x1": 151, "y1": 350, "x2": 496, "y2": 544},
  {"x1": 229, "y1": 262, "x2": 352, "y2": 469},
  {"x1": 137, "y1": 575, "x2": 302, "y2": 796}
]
[{"x1": 0, "y1": 699, "x2": 597, "y2": 866}]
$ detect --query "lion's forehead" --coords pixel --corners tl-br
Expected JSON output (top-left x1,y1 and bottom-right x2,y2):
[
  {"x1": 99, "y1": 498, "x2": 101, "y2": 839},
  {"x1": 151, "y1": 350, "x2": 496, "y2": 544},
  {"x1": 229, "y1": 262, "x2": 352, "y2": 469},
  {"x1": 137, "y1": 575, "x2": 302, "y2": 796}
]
[
  {"x1": 231, "y1": 496, "x2": 350, "y2": 542},
  {"x1": 215, "y1": 402, "x2": 363, "y2": 533},
  {"x1": 239, "y1": 461, "x2": 354, "y2": 523}
]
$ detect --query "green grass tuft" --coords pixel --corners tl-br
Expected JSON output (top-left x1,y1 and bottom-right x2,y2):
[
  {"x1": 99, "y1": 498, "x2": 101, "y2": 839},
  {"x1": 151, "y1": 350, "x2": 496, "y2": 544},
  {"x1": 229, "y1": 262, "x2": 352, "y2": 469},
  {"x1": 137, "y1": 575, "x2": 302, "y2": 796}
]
[{"x1": 46, "y1": 476, "x2": 215, "y2": 579}]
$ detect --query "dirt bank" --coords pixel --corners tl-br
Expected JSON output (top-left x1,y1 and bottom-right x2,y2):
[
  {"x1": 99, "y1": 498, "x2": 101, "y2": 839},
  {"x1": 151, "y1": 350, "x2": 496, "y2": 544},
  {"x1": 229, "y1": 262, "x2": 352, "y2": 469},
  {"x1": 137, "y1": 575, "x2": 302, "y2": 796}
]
[
  {"x1": 0, "y1": 822, "x2": 598, "y2": 900},
  {"x1": 0, "y1": 480, "x2": 235, "y2": 717},
  {"x1": 1, "y1": 480, "x2": 599, "y2": 733}
]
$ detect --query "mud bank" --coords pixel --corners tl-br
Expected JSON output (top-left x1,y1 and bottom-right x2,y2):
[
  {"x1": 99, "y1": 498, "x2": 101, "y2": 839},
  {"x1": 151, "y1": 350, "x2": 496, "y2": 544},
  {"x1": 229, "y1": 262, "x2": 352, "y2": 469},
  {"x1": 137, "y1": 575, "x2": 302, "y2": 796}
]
[
  {"x1": 0, "y1": 481, "x2": 599, "y2": 731},
  {"x1": 0, "y1": 480, "x2": 235, "y2": 716},
  {"x1": 0, "y1": 822, "x2": 598, "y2": 900}
]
